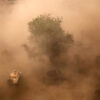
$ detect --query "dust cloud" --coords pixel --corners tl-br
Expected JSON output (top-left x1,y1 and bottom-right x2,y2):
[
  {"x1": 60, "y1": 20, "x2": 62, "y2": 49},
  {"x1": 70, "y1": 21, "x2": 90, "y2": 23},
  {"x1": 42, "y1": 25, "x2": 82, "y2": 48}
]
[{"x1": 0, "y1": 0, "x2": 100, "y2": 100}]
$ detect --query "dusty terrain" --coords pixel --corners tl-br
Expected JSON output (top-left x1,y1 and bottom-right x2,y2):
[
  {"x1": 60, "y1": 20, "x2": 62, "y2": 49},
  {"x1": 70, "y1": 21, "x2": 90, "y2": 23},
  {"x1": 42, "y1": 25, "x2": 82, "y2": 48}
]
[{"x1": 0, "y1": 0, "x2": 100, "y2": 100}]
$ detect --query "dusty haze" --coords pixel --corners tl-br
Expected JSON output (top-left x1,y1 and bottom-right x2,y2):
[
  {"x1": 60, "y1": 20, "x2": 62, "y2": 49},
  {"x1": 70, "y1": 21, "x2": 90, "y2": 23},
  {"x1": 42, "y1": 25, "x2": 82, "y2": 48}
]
[{"x1": 0, "y1": 0, "x2": 100, "y2": 100}]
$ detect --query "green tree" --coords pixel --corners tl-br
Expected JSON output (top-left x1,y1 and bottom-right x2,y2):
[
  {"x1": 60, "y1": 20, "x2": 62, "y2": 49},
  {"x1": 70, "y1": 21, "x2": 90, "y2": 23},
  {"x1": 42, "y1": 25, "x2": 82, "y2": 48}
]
[
  {"x1": 27, "y1": 15, "x2": 73, "y2": 61},
  {"x1": 24, "y1": 15, "x2": 74, "y2": 84}
]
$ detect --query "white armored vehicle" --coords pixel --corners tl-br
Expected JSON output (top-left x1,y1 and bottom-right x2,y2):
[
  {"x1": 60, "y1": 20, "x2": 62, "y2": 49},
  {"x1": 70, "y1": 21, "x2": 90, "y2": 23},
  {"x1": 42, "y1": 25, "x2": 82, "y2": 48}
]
[{"x1": 8, "y1": 70, "x2": 21, "y2": 85}]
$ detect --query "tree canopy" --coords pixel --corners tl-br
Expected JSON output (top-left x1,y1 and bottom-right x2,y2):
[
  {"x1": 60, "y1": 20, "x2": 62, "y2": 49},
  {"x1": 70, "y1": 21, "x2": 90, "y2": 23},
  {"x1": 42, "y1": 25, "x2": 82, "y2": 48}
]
[
  {"x1": 28, "y1": 15, "x2": 74, "y2": 61},
  {"x1": 24, "y1": 15, "x2": 74, "y2": 85}
]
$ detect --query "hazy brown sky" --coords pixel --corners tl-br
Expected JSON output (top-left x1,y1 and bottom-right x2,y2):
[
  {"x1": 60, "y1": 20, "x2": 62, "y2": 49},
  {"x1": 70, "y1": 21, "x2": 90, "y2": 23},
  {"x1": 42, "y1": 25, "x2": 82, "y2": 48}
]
[{"x1": 0, "y1": 0, "x2": 100, "y2": 48}]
